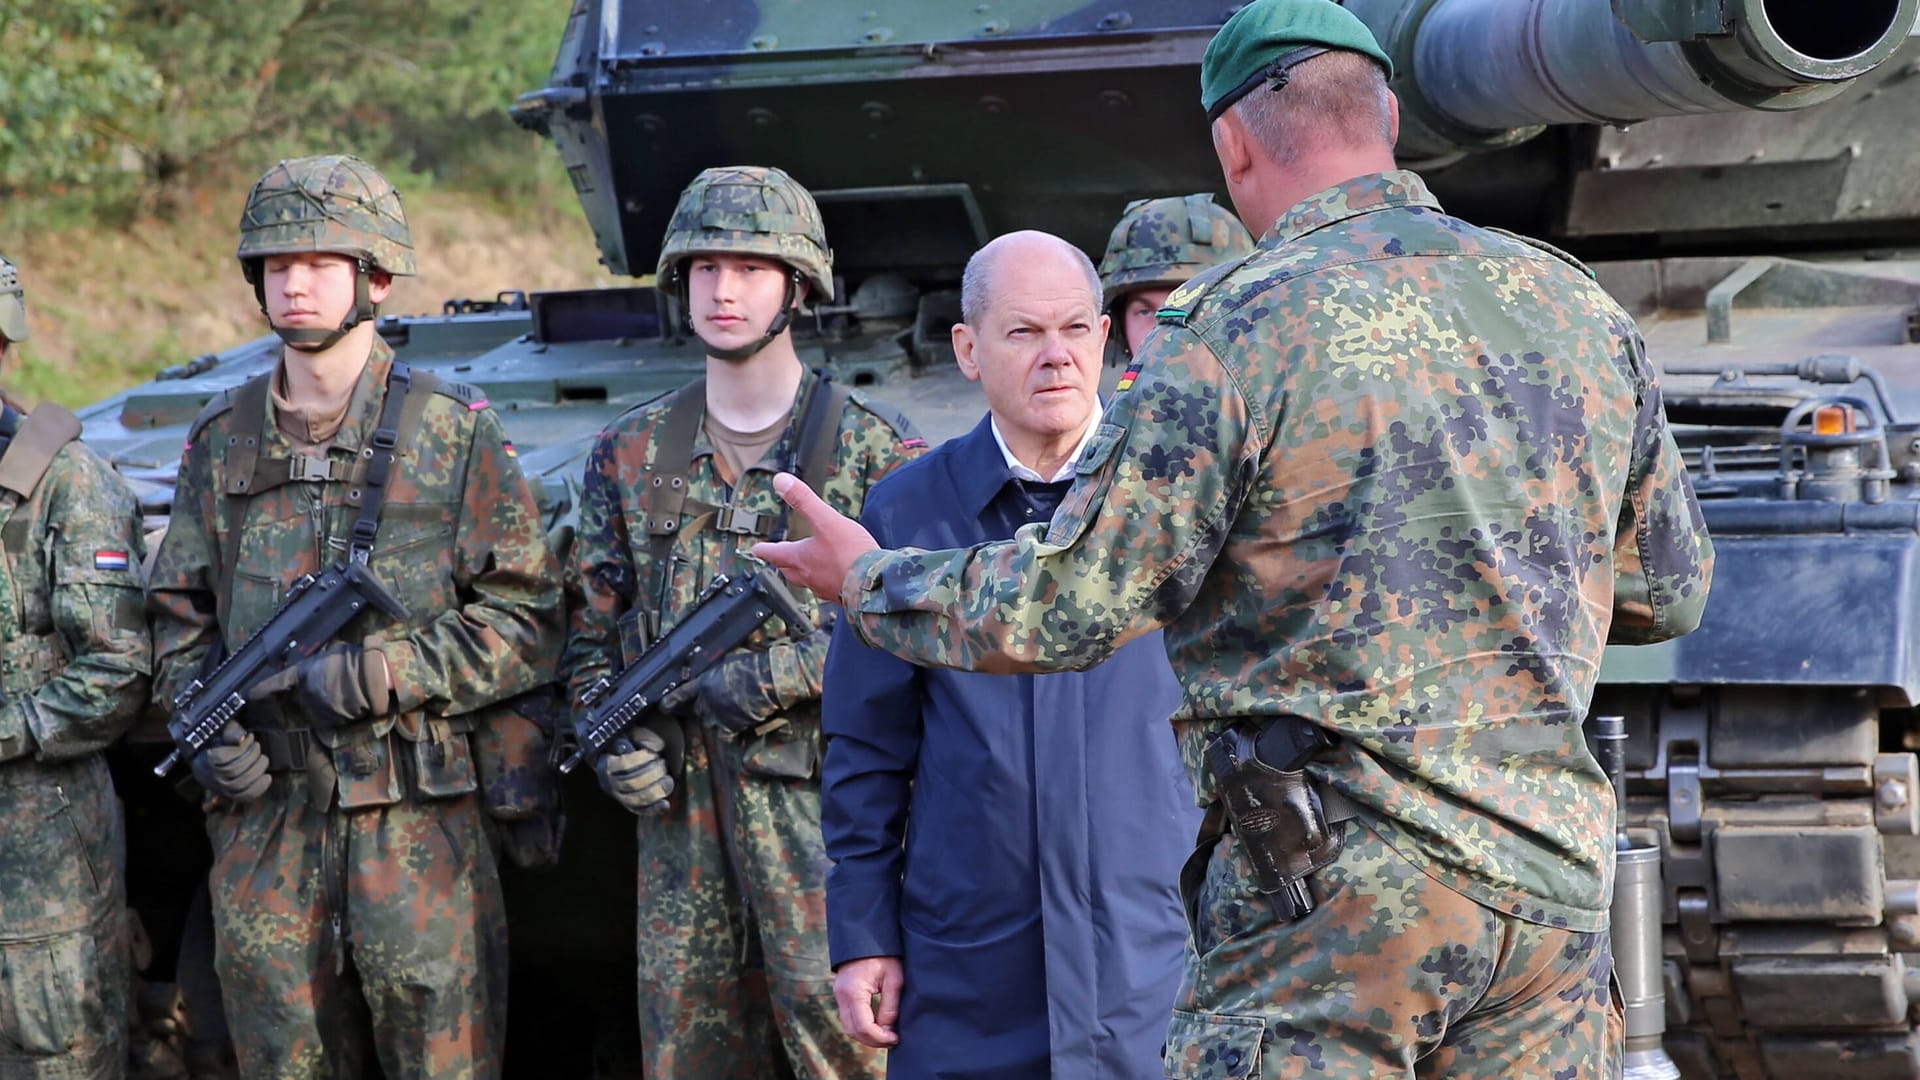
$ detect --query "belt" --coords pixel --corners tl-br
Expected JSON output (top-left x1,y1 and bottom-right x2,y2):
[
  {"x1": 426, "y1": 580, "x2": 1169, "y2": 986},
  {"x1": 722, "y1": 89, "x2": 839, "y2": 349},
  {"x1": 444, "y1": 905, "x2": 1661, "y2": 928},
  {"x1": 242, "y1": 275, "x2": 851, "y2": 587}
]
[{"x1": 254, "y1": 727, "x2": 313, "y2": 773}]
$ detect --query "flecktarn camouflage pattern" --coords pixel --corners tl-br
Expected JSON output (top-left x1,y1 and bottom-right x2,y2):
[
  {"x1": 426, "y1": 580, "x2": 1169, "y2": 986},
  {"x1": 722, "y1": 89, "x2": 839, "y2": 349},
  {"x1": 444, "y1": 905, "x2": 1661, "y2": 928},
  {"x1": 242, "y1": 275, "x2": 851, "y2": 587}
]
[
  {"x1": 0, "y1": 406, "x2": 150, "y2": 1079},
  {"x1": 0, "y1": 254, "x2": 27, "y2": 344},
  {"x1": 236, "y1": 155, "x2": 416, "y2": 278},
  {"x1": 655, "y1": 166, "x2": 835, "y2": 301},
  {"x1": 843, "y1": 170, "x2": 1711, "y2": 1073},
  {"x1": 1097, "y1": 193, "x2": 1255, "y2": 309},
  {"x1": 146, "y1": 339, "x2": 561, "y2": 1078},
  {"x1": 565, "y1": 368, "x2": 920, "y2": 1078}
]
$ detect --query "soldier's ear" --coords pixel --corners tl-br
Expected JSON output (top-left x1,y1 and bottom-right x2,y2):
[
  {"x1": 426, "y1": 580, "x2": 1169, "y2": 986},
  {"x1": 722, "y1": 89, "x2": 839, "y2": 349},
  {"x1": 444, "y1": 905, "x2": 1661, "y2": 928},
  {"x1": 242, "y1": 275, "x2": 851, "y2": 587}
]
[
  {"x1": 367, "y1": 269, "x2": 394, "y2": 305},
  {"x1": 1386, "y1": 89, "x2": 1401, "y2": 150}
]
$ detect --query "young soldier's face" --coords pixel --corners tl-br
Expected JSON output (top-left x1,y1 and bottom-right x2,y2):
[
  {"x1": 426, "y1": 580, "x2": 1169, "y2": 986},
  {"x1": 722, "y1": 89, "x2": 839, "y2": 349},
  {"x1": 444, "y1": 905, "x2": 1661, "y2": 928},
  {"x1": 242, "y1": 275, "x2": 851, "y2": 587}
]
[
  {"x1": 686, "y1": 253, "x2": 797, "y2": 357},
  {"x1": 261, "y1": 252, "x2": 389, "y2": 338},
  {"x1": 1121, "y1": 287, "x2": 1172, "y2": 356}
]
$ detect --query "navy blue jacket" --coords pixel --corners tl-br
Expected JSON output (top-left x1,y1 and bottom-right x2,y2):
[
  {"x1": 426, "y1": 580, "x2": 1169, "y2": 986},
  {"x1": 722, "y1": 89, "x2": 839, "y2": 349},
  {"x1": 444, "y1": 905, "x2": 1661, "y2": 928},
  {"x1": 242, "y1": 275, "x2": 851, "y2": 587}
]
[{"x1": 822, "y1": 415, "x2": 1196, "y2": 1080}]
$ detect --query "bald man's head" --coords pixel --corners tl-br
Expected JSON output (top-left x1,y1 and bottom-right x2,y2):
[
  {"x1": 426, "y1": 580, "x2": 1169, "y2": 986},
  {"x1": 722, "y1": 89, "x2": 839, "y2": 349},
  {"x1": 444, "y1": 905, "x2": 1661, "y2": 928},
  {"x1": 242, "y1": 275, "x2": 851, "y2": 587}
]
[{"x1": 960, "y1": 231, "x2": 1103, "y2": 329}]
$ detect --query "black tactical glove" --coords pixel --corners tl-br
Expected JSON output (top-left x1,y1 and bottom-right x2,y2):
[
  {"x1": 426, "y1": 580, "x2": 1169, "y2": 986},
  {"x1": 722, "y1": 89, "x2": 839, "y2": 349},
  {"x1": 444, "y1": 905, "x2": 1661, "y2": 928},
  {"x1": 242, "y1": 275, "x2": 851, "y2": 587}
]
[
  {"x1": 595, "y1": 726, "x2": 673, "y2": 815},
  {"x1": 294, "y1": 643, "x2": 381, "y2": 729},
  {"x1": 190, "y1": 722, "x2": 271, "y2": 803}
]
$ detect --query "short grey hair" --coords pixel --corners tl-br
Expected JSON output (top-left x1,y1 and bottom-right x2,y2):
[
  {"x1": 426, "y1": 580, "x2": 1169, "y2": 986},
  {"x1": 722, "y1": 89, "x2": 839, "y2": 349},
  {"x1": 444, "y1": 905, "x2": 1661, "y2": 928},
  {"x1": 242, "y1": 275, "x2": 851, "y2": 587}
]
[
  {"x1": 960, "y1": 231, "x2": 1103, "y2": 326},
  {"x1": 1232, "y1": 49, "x2": 1392, "y2": 166}
]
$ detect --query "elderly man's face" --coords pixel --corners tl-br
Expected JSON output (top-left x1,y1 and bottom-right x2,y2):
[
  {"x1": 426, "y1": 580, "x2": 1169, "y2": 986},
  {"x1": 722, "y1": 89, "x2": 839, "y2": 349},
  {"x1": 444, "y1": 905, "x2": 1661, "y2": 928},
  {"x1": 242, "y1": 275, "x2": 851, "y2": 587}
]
[{"x1": 954, "y1": 247, "x2": 1108, "y2": 447}]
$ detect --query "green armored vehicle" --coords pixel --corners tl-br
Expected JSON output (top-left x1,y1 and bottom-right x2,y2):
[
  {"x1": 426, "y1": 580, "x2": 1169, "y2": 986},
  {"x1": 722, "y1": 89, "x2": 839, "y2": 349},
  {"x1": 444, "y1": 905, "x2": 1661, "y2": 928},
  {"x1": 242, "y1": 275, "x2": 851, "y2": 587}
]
[{"x1": 84, "y1": 1, "x2": 1920, "y2": 1076}]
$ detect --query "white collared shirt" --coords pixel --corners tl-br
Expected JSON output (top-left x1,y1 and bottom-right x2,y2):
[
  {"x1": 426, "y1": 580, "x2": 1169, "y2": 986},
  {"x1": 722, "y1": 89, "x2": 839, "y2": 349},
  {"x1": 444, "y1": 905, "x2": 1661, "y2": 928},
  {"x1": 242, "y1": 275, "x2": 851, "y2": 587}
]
[{"x1": 989, "y1": 408, "x2": 1103, "y2": 483}]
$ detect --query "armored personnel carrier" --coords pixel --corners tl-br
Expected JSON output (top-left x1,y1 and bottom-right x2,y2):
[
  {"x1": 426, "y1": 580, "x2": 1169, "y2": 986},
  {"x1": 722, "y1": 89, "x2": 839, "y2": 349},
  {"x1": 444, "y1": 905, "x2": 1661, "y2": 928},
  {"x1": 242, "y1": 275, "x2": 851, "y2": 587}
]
[{"x1": 82, "y1": 1, "x2": 1920, "y2": 1076}]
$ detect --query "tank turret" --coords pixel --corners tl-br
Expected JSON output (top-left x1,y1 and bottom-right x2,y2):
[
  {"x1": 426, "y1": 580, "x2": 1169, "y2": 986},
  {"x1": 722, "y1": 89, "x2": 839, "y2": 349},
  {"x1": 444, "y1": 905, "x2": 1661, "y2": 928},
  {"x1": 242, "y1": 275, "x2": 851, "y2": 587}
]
[{"x1": 513, "y1": 0, "x2": 1917, "y2": 274}]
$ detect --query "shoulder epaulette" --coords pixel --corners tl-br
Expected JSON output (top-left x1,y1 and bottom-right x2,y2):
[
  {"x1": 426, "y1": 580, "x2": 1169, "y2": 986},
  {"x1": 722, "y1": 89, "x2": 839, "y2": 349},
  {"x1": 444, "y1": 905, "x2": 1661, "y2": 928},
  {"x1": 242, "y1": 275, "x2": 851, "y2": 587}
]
[
  {"x1": 428, "y1": 377, "x2": 487, "y2": 410},
  {"x1": 847, "y1": 387, "x2": 921, "y2": 442},
  {"x1": 1486, "y1": 227, "x2": 1597, "y2": 281},
  {"x1": 610, "y1": 385, "x2": 683, "y2": 428},
  {"x1": 1157, "y1": 248, "x2": 1264, "y2": 328}
]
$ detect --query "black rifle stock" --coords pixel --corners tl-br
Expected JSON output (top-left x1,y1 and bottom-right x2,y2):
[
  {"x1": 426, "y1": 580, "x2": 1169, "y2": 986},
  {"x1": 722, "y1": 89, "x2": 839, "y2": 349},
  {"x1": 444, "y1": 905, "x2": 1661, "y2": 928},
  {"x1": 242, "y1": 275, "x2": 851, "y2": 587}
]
[
  {"x1": 561, "y1": 570, "x2": 813, "y2": 775},
  {"x1": 154, "y1": 561, "x2": 410, "y2": 777}
]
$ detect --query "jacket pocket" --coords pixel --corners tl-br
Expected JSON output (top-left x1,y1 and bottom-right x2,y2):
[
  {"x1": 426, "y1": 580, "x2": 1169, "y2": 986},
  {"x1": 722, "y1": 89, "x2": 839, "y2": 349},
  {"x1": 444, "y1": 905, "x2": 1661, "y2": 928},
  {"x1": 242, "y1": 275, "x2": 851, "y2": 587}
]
[
  {"x1": 405, "y1": 718, "x2": 479, "y2": 801},
  {"x1": 1162, "y1": 1008, "x2": 1264, "y2": 1080},
  {"x1": 0, "y1": 932, "x2": 99, "y2": 1057},
  {"x1": 328, "y1": 720, "x2": 403, "y2": 809},
  {"x1": 739, "y1": 717, "x2": 819, "y2": 780}
]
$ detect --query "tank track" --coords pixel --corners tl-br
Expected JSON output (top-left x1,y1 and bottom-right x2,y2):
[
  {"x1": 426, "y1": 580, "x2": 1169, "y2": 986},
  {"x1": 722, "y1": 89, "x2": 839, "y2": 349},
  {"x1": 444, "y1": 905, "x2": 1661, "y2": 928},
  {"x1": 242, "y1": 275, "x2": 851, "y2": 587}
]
[{"x1": 1595, "y1": 684, "x2": 1920, "y2": 1078}]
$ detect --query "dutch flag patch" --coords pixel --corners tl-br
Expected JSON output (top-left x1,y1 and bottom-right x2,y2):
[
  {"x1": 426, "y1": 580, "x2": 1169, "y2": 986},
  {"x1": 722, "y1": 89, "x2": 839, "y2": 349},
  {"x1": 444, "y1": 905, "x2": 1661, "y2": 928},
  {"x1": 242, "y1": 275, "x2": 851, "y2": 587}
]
[{"x1": 94, "y1": 551, "x2": 131, "y2": 572}]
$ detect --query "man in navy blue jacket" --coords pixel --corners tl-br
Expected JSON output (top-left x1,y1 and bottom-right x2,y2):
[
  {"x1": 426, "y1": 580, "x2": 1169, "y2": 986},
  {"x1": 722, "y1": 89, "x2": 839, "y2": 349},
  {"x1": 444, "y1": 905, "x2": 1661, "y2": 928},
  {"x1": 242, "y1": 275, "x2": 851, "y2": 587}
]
[{"x1": 822, "y1": 230, "x2": 1196, "y2": 1079}]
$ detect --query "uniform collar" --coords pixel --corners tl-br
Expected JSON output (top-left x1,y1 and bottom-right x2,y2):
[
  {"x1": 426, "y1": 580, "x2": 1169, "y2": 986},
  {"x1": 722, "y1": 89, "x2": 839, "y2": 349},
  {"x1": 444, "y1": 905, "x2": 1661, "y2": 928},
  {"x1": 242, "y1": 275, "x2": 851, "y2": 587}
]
[
  {"x1": 1265, "y1": 169, "x2": 1441, "y2": 248},
  {"x1": 264, "y1": 336, "x2": 395, "y2": 456}
]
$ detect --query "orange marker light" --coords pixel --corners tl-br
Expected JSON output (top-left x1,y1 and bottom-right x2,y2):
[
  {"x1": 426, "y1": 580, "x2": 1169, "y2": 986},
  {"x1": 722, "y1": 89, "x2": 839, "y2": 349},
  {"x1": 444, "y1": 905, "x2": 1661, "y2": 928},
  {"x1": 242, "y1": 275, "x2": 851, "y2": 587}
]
[{"x1": 1813, "y1": 405, "x2": 1854, "y2": 436}]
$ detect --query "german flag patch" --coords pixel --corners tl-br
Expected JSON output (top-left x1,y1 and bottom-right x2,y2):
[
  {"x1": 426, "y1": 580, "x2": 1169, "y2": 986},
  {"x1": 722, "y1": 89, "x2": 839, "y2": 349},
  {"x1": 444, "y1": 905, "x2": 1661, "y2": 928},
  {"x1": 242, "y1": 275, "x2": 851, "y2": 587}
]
[
  {"x1": 1115, "y1": 359, "x2": 1144, "y2": 393},
  {"x1": 502, "y1": 440, "x2": 518, "y2": 458}
]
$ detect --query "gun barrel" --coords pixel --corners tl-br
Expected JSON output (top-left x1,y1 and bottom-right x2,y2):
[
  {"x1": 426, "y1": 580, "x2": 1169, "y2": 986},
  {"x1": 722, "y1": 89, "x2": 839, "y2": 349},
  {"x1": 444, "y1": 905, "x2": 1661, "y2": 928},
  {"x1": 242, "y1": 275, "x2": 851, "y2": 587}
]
[{"x1": 1345, "y1": 0, "x2": 1917, "y2": 157}]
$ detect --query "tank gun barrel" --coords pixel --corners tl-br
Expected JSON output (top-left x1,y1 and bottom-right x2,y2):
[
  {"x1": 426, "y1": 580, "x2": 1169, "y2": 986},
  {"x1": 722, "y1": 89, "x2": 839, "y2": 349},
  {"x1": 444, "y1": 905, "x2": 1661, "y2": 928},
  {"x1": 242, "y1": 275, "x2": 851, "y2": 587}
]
[{"x1": 1346, "y1": 0, "x2": 1918, "y2": 157}]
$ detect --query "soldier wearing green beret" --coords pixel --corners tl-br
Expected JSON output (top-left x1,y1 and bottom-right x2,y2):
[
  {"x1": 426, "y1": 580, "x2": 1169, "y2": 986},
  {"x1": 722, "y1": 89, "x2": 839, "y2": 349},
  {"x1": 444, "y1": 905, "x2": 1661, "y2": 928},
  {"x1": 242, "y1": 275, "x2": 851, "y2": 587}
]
[
  {"x1": 757, "y1": 0, "x2": 1716, "y2": 1076},
  {"x1": 0, "y1": 256, "x2": 151, "y2": 1080}
]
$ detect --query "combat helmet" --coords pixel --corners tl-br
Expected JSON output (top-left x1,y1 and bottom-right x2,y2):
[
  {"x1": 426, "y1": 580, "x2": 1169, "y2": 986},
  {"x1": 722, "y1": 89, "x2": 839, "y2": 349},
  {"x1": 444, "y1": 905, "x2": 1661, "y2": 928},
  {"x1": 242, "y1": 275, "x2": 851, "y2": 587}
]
[
  {"x1": 237, "y1": 154, "x2": 415, "y2": 351},
  {"x1": 0, "y1": 254, "x2": 26, "y2": 345},
  {"x1": 1098, "y1": 193, "x2": 1255, "y2": 311},
  {"x1": 657, "y1": 165, "x2": 833, "y2": 360}
]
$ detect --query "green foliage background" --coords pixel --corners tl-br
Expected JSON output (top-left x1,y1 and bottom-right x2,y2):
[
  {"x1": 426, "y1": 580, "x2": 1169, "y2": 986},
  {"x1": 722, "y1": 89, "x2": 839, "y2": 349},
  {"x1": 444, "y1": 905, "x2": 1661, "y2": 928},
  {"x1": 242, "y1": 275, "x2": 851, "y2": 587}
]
[{"x1": 0, "y1": 0, "x2": 566, "y2": 214}]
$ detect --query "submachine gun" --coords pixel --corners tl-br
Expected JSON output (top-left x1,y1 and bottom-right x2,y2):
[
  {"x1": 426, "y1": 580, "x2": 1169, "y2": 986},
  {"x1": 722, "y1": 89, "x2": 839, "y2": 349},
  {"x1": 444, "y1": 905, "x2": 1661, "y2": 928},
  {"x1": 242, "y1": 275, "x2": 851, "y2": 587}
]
[
  {"x1": 1594, "y1": 715, "x2": 1681, "y2": 1080},
  {"x1": 560, "y1": 570, "x2": 813, "y2": 775},
  {"x1": 154, "y1": 562, "x2": 410, "y2": 777}
]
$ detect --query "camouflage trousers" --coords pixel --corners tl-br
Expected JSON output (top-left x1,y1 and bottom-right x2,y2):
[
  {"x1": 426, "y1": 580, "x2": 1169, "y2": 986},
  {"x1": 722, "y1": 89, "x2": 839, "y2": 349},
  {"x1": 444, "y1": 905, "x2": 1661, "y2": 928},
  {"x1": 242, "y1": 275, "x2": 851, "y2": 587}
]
[
  {"x1": 0, "y1": 755, "x2": 128, "y2": 1080},
  {"x1": 204, "y1": 774, "x2": 507, "y2": 1080},
  {"x1": 632, "y1": 718, "x2": 883, "y2": 1080},
  {"x1": 1163, "y1": 818, "x2": 1620, "y2": 1079}
]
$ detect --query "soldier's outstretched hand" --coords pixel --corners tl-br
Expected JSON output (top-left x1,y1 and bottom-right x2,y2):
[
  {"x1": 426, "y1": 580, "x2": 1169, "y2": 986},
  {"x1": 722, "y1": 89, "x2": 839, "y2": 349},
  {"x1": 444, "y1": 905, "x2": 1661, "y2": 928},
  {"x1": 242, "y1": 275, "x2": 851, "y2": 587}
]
[{"x1": 753, "y1": 472, "x2": 879, "y2": 601}]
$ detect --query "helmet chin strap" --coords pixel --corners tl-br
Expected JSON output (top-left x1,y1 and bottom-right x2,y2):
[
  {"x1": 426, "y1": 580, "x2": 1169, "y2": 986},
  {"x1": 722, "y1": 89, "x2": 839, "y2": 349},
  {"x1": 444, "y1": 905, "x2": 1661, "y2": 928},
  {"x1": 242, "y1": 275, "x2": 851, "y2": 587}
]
[
  {"x1": 689, "y1": 270, "x2": 801, "y2": 362},
  {"x1": 253, "y1": 259, "x2": 377, "y2": 353}
]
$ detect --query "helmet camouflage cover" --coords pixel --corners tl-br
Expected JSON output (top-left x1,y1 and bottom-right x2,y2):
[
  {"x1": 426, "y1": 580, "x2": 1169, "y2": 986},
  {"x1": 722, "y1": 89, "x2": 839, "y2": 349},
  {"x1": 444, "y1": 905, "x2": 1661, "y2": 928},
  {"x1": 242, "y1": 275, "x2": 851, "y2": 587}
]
[
  {"x1": 657, "y1": 166, "x2": 834, "y2": 302},
  {"x1": 1098, "y1": 193, "x2": 1255, "y2": 309},
  {"x1": 0, "y1": 254, "x2": 25, "y2": 344},
  {"x1": 236, "y1": 154, "x2": 416, "y2": 279}
]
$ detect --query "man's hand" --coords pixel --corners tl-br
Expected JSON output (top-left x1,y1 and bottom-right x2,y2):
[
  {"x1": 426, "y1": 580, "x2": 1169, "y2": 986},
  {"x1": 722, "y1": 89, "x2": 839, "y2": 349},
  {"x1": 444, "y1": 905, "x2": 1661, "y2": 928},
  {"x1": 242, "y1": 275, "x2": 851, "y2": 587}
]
[
  {"x1": 752, "y1": 473, "x2": 879, "y2": 602},
  {"x1": 595, "y1": 727, "x2": 674, "y2": 814},
  {"x1": 832, "y1": 956, "x2": 904, "y2": 1049},
  {"x1": 190, "y1": 722, "x2": 271, "y2": 803},
  {"x1": 293, "y1": 643, "x2": 387, "y2": 729}
]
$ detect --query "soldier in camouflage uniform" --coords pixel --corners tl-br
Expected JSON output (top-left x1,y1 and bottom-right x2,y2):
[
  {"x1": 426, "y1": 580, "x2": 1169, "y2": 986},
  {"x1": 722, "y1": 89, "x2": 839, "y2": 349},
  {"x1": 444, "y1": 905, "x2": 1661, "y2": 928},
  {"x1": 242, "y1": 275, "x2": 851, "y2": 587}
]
[
  {"x1": 0, "y1": 254, "x2": 150, "y2": 1080},
  {"x1": 146, "y1": 155, "x2": 561, "y2": 1080},
  {"x1": 757, "y1": 1, "x2": 1717, "y2": 1076},
  {"x1": 1098, "y1": 193, "x2": 1254, "y2": 361},
  {"x1": 563, "y1": 165, "x2": 920, "y2": 1079}
]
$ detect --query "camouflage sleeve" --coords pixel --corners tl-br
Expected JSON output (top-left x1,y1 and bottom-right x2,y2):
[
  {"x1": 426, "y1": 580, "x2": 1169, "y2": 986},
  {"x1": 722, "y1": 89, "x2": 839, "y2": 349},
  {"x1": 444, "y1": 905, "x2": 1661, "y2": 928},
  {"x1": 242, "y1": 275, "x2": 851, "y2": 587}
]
[
  {"x1": 1608, "y1": 338, "x2": 1715, "y2": 644},
  {"x1": 147, "y1": 434, "x2": 223, "y2": 710},
  {"x1": 562, "y1": 427, "x2": 633, "y2": 713},
  {"x1": 371, "y1": 407, "x2": 562, "y2": 715},
  {"x1": 9, "y1": 449, "x2": 151, "y2": 760},
  {"x1": 844, "y1": 327, "x2": 1257, "y2": 673}
]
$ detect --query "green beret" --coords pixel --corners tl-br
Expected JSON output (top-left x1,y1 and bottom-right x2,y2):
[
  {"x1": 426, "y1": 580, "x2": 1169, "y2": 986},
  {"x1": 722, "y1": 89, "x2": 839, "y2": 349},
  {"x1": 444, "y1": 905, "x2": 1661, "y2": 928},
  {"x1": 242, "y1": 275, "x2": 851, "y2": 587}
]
[{"x1": 1201, "y1": 0, "x2": 1395, "y2": 122}]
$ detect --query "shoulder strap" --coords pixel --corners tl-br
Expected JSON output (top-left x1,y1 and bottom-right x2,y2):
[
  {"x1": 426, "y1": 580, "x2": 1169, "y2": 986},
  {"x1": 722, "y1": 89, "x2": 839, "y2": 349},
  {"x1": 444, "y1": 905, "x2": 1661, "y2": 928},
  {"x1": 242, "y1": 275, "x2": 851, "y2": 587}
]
[
  {"x1": 347, "y1": 361, "x2": 423, "y2": 565},
  {"x1": 784, "y1": 373, "x2": 851, "y2": 543},
  {"x1": 640, "y1": 379, "x2": 707, "y2": 639},
  {"x1": 213, "y1": 375, "x2": 274, "y2": 628},
  {"x1": 186, "y1": 388, "x2": 239, "y2": 447},
  {"x1": 0, "y1": 403, "x2": 81, "y2": 500}
]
